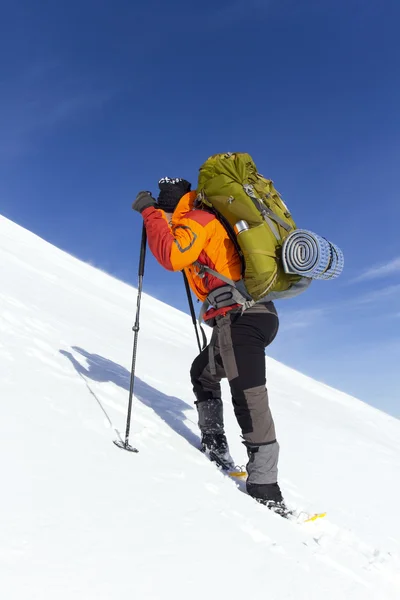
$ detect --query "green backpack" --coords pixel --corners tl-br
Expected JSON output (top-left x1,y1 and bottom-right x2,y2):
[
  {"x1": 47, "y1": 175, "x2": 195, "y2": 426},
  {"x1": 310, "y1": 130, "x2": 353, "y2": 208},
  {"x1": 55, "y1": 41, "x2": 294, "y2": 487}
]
[{"x1": 197, "y1": 152, "x2": 301, "y2": 302}]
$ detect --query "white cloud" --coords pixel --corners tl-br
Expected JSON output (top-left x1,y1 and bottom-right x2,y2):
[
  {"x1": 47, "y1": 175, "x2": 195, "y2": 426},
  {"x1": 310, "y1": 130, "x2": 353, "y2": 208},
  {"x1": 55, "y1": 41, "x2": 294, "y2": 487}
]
[
  {"x1": 279, "y1": 283, "x2": 400, "y2": 329},
  {"x1": 346, "y1": 284, "x2": 400, "y2": 307},
  {"x1": 355, "y1": 257, "x2": 400, "y2": 282},
  {"x1": 279, "y1": 307, "x2": 327, "y2": 332}
]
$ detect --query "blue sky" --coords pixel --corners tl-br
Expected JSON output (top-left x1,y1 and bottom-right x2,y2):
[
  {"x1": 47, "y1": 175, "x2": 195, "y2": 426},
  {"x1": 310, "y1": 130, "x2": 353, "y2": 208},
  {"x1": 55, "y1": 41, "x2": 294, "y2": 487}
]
[{"x1": 1, "y1": 0, "x2": 399, "y2": 417}]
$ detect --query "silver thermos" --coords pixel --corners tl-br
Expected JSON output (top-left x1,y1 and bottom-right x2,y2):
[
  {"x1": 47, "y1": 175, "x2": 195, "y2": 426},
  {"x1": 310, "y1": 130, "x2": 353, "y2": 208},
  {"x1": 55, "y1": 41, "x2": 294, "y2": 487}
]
[{"x1": 234, "y1": 220, "x2": 249, "y2": 235}]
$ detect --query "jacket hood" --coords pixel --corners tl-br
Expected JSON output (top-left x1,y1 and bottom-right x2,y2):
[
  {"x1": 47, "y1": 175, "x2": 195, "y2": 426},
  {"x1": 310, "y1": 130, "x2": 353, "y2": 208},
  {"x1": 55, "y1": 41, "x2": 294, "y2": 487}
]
[{"x1": 171, "y1": 191, "x2": 198, "y2": 225}]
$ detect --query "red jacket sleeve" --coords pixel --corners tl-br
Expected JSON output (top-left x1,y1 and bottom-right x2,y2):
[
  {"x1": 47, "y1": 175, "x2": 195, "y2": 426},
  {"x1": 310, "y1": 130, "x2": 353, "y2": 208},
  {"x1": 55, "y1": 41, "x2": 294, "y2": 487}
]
[
  {"x1": 142, "y1": 207, "x2": 175, "y2": 270},
  {"x1": 142, "y1": 207, "x2": 207, "y2": 271}
]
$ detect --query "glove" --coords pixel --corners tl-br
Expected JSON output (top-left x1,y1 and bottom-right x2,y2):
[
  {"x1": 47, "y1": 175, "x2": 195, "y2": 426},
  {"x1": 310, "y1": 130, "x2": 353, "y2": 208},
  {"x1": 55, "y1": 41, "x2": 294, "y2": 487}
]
[
  {"x1": 157, "y1": 177, "x2": 191, "y2": 212},
  {"x1": 132, "y1": 191, "x2": 157, "y2": 214}
]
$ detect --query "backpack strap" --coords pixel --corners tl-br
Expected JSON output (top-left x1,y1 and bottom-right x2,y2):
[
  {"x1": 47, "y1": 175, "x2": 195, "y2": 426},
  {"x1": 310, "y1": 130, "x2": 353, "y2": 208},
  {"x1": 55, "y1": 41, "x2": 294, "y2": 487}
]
[
  {"x1": 194, "y1": 261, "x2": 253, "y2": 301},
  {"x1": 198, "y1": 288, "x2": 255, "y2": 328},
  {"x1": 243, "y1": 184, "x2": 293, "y2": 239},
  {"x1": 194, "y1": 261, "x2": 255, "y2": 324},
  {"x1": 207, "y1": 284, "x2": 254, "y2": 310},
  {"x1": 194, "y1": 261, "x2": 237, "y2": 288}
]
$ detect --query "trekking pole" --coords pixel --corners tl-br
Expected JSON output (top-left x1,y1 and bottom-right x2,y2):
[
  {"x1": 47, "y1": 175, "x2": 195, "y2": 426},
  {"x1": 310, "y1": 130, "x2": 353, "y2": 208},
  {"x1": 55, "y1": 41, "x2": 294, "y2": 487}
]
[
  {"x1": 182, "y1": 271, "x2": 207, "y2": 353},
  {"x1": 114, "y1": 224, "x2": 147, "y2": 453}
]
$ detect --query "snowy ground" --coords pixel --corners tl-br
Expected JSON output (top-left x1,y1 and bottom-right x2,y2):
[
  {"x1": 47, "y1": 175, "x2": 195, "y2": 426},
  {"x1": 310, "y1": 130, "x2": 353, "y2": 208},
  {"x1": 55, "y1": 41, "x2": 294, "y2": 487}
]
[{"x1": 1, "y1": 214, "x2": 400, "y2": 600}]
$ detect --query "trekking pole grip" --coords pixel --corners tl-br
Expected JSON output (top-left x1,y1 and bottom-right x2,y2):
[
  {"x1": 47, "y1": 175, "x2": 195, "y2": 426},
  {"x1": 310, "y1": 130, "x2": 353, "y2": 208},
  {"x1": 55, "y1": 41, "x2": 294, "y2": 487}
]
[{"x1": 138, "y1": 225, "x2": 147, "y2": 277}]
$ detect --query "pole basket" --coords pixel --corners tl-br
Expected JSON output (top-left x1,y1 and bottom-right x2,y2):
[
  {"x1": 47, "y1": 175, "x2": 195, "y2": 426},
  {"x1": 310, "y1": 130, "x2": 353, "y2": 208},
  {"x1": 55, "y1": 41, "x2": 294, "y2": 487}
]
[{"x1": 113, "y1": 439, "x2": 139, "y2": 453}]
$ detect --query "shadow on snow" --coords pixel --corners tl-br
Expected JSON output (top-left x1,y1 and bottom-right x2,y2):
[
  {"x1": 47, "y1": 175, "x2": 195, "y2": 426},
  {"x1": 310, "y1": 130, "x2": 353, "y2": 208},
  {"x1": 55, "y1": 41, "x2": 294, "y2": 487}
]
[{"x1": 59, "y1": 346, "x2": 200, "y2": 450}]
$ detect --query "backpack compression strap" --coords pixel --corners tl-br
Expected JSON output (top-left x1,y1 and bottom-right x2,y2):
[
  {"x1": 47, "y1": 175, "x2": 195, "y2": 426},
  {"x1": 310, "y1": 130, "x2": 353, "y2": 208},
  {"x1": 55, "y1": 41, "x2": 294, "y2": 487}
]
[{"x1": 243, "y1": 184, "x2": 292, "y2": 241}]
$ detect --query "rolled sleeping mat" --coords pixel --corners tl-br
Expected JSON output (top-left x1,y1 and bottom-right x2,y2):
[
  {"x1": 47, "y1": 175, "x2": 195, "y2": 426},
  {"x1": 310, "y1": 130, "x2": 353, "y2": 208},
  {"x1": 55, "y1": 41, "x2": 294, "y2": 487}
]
[{"x1": 282, "y1": 229, "x2": 344, "y2": 280}]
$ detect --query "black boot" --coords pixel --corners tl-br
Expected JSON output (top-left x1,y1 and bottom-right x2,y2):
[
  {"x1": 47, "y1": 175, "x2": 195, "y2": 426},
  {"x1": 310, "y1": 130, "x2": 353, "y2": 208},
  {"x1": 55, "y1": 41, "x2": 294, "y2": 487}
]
[
  {"x1": 200, "y1": 431, "x2": 235, "y2": 470},
  {"x1": 247, "y1": 481, "x2": 290, "y2": 517},
  {"x1": 246, "y1": 445, "x2": 290, "y2": 518},
  {"x1": 196, "y1": 398, "x2": 234, "y2": 470}
]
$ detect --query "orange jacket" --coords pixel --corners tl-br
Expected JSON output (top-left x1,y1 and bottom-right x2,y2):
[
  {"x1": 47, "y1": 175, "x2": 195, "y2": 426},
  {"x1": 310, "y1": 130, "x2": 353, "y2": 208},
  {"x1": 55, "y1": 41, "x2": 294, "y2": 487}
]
[{"x1": 142, "y1": 191, "x2": 242, "y2": 316}]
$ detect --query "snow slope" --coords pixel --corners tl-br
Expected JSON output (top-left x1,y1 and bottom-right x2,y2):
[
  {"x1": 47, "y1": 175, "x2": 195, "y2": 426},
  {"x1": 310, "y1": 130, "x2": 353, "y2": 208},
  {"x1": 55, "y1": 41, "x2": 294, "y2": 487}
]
[{"x1": 1, "y1": 214, "x2": 400, "y2": 600}]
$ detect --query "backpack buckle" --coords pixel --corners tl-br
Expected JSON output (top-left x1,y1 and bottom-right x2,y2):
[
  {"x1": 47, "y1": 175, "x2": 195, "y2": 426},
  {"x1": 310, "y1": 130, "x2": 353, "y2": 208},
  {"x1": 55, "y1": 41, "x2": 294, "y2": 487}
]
[{"x1": 194, "y1": 261, "x2": 206, "y2": 279}]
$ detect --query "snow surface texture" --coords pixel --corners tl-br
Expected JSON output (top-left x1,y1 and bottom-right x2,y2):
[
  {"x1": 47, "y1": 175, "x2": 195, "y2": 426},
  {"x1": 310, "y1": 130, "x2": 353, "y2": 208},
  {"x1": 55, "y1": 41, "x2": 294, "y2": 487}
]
[{"x1": 1, "y1": 214, "x2": 400, "y2": 600}]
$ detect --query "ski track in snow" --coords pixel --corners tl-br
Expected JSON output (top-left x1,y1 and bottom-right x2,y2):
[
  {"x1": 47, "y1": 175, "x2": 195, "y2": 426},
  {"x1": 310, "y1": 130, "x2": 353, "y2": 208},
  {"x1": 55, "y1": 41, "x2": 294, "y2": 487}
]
[{"x1": 1, "y1": 214, "x2": 400, "y2": 600}]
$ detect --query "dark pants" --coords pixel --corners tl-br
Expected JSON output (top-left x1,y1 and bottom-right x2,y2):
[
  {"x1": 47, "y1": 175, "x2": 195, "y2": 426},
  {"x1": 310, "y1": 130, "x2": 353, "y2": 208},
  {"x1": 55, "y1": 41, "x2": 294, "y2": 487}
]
[{"x1": 190, "y1": 302, "x2": 280, "y2": 486}]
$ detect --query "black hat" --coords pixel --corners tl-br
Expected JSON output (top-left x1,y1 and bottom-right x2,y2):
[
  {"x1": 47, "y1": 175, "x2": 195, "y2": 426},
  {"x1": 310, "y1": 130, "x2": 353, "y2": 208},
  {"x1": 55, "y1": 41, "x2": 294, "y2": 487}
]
[{"x1": 157, "y1": 177, "x2": 191, "y2": 212}]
